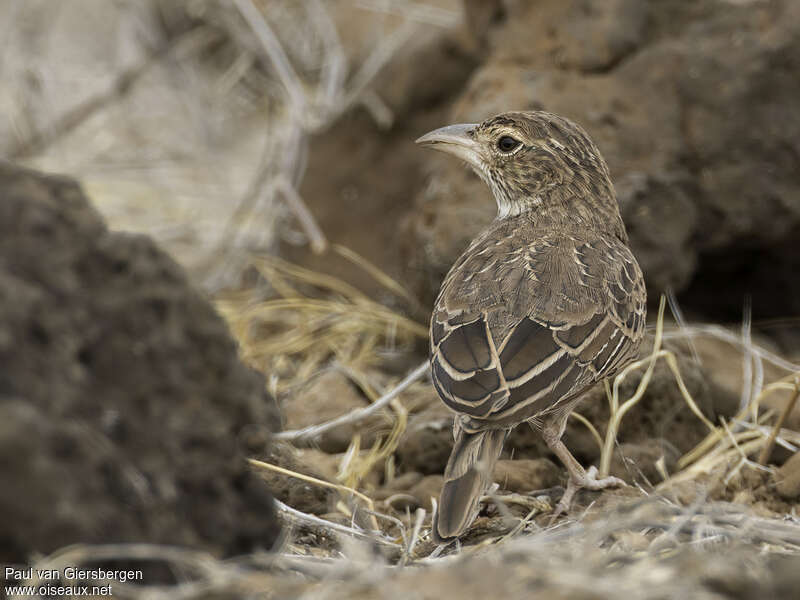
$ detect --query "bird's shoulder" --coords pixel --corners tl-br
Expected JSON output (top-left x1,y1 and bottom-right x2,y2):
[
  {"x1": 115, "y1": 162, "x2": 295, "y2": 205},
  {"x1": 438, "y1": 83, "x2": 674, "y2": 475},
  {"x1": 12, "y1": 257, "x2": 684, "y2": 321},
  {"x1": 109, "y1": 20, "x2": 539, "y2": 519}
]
[{"x1": 435, "y1": 219, "x2": 644, "y2": 336}]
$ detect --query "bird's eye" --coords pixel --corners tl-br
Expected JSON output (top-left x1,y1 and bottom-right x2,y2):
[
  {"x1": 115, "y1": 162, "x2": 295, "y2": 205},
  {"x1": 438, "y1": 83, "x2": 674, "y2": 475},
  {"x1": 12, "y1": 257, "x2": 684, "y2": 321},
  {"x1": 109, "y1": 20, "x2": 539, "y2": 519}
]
[{"x1": 497, "y1": 136, "x2": 521, "y2": 153}]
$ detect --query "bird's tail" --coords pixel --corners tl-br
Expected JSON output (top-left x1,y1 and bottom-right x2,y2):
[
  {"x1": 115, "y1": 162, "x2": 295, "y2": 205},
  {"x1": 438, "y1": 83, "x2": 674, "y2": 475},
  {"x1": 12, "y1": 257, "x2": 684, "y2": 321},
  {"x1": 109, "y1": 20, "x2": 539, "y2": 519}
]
[{"x1": 433, "y1": 423, "x2": 506, "y2": 541}]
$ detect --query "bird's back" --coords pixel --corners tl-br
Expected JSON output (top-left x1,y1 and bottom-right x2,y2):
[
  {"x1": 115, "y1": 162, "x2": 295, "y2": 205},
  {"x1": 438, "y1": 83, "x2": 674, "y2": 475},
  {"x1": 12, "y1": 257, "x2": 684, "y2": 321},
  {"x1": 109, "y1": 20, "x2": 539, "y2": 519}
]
[{"x1": 430, "y1": 214, "x2": 646, "y2": 430}]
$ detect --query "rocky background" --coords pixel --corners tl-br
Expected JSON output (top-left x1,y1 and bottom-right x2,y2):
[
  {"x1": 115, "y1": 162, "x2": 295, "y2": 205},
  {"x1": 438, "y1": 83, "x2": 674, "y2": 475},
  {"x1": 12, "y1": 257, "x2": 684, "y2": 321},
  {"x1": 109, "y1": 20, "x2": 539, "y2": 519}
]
[
  {"x1": 2, "y1": 1, "x2": 800, "y2": 598},
  {"x1": 295, "y1": 0, "x2": 800, "y2": 347}
]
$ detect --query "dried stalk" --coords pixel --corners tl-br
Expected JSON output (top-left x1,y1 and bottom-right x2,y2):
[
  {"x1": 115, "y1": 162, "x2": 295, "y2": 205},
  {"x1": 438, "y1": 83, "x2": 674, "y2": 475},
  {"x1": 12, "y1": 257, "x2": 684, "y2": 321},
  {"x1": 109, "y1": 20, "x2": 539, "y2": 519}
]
[
  {"x1": 247, "y1": 457, "x2": 379, "y2": 530},
  {"x1": 275, "y1": 361, "x2": 428, "y2": 441},
  {"x1": 758, "y1": 376, "x2": 800, "y2": 465}
]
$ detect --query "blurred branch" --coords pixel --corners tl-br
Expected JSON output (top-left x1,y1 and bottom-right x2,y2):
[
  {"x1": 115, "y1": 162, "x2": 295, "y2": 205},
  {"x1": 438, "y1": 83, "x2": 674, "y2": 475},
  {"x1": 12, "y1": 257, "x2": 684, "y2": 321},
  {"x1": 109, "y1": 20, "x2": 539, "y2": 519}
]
[
  {"x1": 662, "y1": 325, "x2": 800, "y2": 373},
  {"x1": 305, "y1": 0, "x2": 348, "y2": 112},
  {"x1": 8, "y1": 27, "x2": 220, "y2": 160},
  {"x1": 275, "y1": 361, "x2": 428, "y2": 442},
  {"x1": 274, "y1": 498, "x2": 400, "y2": 548},
  {"x1": 356, "y1": 0, "x2": 462, "y2": 28},
  {"x1": 335, "y1": 18, "x2": 417, "y2": 124},
  {"x1": 232, "y1": 0, "x2": 308, "y2": 117},
  {"x1": 202, "y1": 0, "x2": 451, "y2": 275},
  {"x1": 275, "y1": 177, "x2": 328, "y2": 254}
]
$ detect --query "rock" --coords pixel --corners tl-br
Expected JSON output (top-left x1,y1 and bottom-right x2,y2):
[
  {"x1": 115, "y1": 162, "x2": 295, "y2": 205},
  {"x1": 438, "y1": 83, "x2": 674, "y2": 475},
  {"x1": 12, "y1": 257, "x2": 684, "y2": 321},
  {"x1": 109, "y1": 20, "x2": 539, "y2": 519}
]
[
  {"x1": 282, "y1": 370, "x2": 388, "y2": 453},
  {"x1": 0, "y1": 163, "x2": 280, "y2": 562},
  {"x1": 774, "y1": 452, "x2": 800, "y2": 499},
  {"x1": 484, "y1": 0, "x2": 647, "y2": 72},
  {"x1": 494, "y1": 459, "x2": 561, "y2": 493},
  {"x1": 409, "y1": 475, "x2": 445, "y2": 512},
  {"x1": 462, "y1": 0, "x2": 504, "y2": 48},
  {"x1": 608, "y1": 439, "x2": 680, "y2": 485},
  {"x1": 710, "y1": 467, "x2": 795, "y2": 518},
  {"x1": 383, "y1": 471, "x2": 425, "y2": 493},
  {"x1": 293, "y1": 448, "x2": 345, "y2": 484},
  {"x1": 395, "y1": 402, "x2": 454, "y2": 475},
  {"x1": 403, "y1": 0, "x2": 800, "y2": 328},
  {"x1": 254, "y1": 442, "x2": 337, "y2": 515},
  {"x1": 374, "y1": 473, "x2": 443, "y2": 513}
]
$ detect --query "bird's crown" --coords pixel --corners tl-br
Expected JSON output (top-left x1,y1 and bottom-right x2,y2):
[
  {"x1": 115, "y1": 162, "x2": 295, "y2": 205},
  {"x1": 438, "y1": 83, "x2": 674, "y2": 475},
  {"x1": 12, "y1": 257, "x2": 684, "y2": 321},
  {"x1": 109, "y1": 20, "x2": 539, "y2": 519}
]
[{"x1": 417, "y1": 111, "x2": 619, "y2": 226}]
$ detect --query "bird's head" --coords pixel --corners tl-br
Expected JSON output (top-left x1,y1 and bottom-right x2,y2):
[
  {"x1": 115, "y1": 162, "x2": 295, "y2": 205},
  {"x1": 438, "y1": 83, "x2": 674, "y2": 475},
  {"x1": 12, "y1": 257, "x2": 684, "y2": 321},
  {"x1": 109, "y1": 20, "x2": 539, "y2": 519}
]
[{"x1": 416, "y1": 111, "x2": 616, "y2": 221}]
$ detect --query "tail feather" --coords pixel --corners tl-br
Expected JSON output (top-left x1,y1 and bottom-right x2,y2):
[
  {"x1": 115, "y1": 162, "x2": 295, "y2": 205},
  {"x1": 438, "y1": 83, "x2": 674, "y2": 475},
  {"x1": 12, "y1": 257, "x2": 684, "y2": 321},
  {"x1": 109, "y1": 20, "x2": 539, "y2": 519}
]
[{"x1": 433, "y1": 425, "x2": 506, "y2": 542}]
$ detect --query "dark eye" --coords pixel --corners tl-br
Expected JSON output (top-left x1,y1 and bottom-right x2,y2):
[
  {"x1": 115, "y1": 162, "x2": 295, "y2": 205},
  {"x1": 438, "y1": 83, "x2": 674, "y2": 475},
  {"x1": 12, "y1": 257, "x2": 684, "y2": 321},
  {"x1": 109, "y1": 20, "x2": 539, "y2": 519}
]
[{"x1": 497, "y1": 136, "x2": 521, "y2": 153}]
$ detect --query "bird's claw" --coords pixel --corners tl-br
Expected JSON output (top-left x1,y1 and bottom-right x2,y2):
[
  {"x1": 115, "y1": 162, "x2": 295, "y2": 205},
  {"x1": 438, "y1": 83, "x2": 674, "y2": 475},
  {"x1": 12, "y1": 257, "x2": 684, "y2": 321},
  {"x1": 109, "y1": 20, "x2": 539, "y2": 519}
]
[{"x1": 549, "y1": 466, "x2": 626, "y2": 523}]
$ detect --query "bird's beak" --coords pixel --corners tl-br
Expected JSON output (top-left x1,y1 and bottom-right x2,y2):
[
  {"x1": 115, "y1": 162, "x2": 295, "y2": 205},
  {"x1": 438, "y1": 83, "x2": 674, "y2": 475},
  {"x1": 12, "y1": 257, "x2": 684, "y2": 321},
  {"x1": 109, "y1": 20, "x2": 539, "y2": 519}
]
[{"x1": 416, "y1": 123, "x2": 481, "y2": 168}]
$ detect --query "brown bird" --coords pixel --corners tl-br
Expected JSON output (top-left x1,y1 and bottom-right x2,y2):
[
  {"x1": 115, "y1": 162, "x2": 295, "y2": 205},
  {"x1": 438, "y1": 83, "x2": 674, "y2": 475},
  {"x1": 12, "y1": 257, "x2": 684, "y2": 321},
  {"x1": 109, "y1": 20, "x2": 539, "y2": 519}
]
[{"x1": 416, "y1": 111, "x2": 647, "y2": 541}]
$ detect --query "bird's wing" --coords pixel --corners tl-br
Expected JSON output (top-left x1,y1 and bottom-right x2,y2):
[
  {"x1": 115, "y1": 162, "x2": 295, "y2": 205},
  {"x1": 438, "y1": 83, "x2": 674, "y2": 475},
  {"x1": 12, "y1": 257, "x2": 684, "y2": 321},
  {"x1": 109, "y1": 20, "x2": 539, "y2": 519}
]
[{"x1": 430, "y1": 228, "x2": 646, "y2": 425}]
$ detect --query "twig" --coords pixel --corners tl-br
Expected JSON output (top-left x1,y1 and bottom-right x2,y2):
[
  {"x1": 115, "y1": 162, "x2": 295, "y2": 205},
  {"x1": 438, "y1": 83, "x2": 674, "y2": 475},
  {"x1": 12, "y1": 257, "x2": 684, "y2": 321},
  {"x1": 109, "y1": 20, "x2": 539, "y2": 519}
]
[
  {"x1": 677, "y1": 374, "x2": 800, "y2": 470},
  {"x1": 275, "y1": 177, "x2": 328, "y2": 254},
  {"x1": 661, "y1": 351, "x2": 717, "y2": 432},
  {"x1": 8, "y1": 27, "x2": 219, "y2": 159},
  {"x1": 200, "y1": 131, "x2": 276, "y2": 289},
  {"x1": 233, "y1": 0, "x2": 307, "y2": 116},
  {"x1": 758, "y1": 376, "x2": 800, "y2": 465},
  {"x1": 740, "y1": 298, "x2": 754, "y2": 416},
  {"x1": 569, "y1": 411, "x2": 603, "y2": 452},
  {"x1": 332, "y1": 243, "x2": 418, "y2": 307},
  {"x1": 274, "y1": 499, "x2": 400, "y2": 548},
  {"x1": 359, "y1": 90, "x2": 395, "y2": 128},
  {"x1": 402, "y1": 508, "x2": 426, "y2": 565},
  {"x1": 247, "y1": 458, "x2": 379, "y2": 530},
  {"x1": 666, "y1": 288, "x2": 700, "y2": 365},
  {"x1": 305, "y1": 0, "x2": 347, "y2": 111},
  {"x1": 600, "y1": 296, "x2": 667, "y2": 477},
  {"x1": 661, "y1": 325, "x2": 800, "y2": 373},
  {"x1": 600, "y1": 295, "x2": 717, "y2": 477},
  {"x1": 355, "y1": 0, "x2": 462, "y2": 28},
  {"x1": 275, "y1": 361, "x2": 428, "y2": 442},
  {"x1": 733, "y1": 417, "x2": 799, "y2": 454},
  {"x1": 336, "y1": 18, "x2": 418, "y2": 118}
]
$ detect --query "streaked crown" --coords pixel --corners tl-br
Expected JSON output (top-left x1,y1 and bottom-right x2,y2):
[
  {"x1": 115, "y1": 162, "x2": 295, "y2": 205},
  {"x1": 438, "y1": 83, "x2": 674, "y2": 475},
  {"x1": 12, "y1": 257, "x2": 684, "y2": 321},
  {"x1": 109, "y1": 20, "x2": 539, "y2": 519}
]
[{"x1": 417, "y1": 111, "x2": 619, "y2": 225}]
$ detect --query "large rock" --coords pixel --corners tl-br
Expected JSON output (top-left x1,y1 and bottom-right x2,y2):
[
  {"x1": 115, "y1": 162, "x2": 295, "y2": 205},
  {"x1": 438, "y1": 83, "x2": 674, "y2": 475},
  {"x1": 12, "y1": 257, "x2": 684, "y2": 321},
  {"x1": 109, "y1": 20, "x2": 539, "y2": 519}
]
[
  {"x1": 0, "y1": 162, "x2": 280, "y2": 562},
  {"x1": 403, "y1": 0, "x2": 800, "y2": 325}
]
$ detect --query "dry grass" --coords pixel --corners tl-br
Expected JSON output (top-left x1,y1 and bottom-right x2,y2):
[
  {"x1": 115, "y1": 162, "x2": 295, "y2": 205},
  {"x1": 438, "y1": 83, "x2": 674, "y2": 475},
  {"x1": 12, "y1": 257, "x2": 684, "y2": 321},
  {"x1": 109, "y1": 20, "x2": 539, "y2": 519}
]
[
  {"x1": 215, "y1": 253, "x2": 427, "y2": 397},
  {"x1": 210, "y1": 249, "x2": 800, "y2": 566},
  {"x1": 5, "y1": 1, "x2": 800, "y2": 597},
  {"x1": 21, "y1": 498, "x2": 800, "y2": 599}
]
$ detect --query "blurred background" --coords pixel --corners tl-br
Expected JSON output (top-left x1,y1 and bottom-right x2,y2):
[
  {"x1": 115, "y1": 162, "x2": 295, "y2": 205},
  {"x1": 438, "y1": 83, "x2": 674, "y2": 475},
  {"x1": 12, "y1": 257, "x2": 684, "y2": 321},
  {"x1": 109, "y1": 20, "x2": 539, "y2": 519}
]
[
  {"x1": 3, "y1": 0, "x2": 800, "y2": 594},
  {"x1": 4, "y1": 0, "x2": 799, "y2": 354}
]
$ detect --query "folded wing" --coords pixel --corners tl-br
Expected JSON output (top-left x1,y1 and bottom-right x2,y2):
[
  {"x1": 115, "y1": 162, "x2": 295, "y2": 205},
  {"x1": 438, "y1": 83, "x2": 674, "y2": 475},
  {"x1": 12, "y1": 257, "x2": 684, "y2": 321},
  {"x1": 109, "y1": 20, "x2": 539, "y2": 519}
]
[{"x1": 430, "y1": 229, "x2": 646, "y2": 426}]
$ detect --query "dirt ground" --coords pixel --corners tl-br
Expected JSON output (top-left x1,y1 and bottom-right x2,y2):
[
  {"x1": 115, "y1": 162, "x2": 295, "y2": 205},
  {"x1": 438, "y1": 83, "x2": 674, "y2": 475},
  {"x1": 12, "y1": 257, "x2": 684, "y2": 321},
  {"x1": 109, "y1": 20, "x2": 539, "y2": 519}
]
[{"x1": 2, "y1": 1, "x2": 800, "y2": 599}]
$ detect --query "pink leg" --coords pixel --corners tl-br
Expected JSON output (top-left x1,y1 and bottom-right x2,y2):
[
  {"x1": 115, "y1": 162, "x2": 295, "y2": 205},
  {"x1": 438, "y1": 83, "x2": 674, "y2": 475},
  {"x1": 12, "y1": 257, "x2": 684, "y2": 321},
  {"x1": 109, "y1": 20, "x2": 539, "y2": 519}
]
[{"x1": 542, "y1": 420, "x2": 626, "y2": 519}]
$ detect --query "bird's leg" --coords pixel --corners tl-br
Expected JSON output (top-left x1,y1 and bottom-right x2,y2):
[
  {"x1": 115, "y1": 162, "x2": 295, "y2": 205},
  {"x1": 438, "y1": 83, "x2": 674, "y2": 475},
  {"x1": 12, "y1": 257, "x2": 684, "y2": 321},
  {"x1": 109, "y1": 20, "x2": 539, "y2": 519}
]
[{"x1": 541, "y1": 421, "x2": 626, "y2": 519}]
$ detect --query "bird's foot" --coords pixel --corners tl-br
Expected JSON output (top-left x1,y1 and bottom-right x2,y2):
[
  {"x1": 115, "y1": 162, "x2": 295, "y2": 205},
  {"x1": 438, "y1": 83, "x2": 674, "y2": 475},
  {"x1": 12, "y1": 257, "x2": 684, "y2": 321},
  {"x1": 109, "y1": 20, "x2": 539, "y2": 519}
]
[{"x1": 550, "y1": 466, "x2": 626, "y2": 522}]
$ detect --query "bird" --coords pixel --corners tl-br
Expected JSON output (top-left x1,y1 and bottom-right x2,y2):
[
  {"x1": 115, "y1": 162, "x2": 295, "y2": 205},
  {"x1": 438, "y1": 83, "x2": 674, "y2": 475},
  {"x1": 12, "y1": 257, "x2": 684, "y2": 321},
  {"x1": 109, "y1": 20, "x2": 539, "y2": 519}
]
[{"x1": 416, "y1": 111, "x2": 647, "y2": 542}]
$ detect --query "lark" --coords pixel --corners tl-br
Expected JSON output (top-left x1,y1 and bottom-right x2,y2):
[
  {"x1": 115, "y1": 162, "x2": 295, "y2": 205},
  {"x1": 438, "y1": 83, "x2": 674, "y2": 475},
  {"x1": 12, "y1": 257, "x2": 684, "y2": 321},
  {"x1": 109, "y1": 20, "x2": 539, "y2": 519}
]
[{"x1": 416, "y1": 111, "x2": 647, "y2": 541}]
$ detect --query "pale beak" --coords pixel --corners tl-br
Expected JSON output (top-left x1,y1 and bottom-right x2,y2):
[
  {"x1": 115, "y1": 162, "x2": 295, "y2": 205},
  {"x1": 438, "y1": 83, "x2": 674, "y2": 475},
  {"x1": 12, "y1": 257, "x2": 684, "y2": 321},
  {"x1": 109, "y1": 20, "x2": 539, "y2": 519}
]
[{"x1": 416, "y1": 123, "x2": 481, "y2": 168}]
